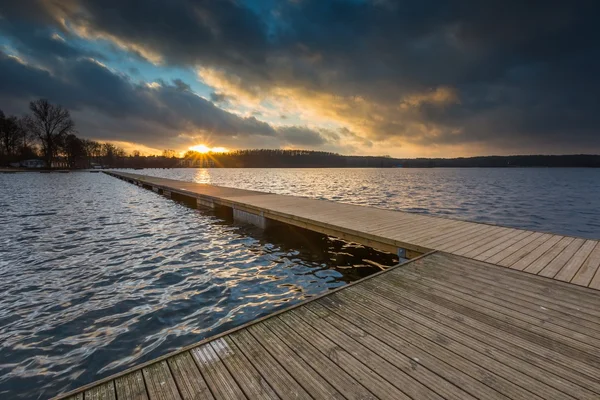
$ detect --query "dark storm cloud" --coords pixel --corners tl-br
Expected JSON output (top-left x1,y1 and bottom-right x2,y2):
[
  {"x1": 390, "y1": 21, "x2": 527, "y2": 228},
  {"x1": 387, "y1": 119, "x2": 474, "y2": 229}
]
[
  {"x1": 0, "y1": 18, "x2": 105, "y2": 67},
  {"x1": 0, "y1": 50, "x2": 278, "y2": 141},
  {"x1": 0, "y1": 49, "x2": 331, "y2": 149},
  {"x1": 3, "y1": 0, "x2": 600, "y2": 152},
  {"x1": 50, "y1": 0, "x2": 269, "y2": 69},
  {"x1": 278, "y1": 126, "x2": 327, "y2": 146}
]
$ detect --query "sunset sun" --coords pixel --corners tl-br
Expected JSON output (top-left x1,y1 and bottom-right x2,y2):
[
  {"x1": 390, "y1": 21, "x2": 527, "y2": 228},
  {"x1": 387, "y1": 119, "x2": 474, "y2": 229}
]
[{"x1": 189, "y1": 144, "x2": 228, "y2": 153}]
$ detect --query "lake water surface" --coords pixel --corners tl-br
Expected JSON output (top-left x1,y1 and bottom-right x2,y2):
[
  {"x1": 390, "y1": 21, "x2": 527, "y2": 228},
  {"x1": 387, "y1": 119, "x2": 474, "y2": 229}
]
[{"x1": 1, "y1": 168, "x2": 598, "y2": 399}]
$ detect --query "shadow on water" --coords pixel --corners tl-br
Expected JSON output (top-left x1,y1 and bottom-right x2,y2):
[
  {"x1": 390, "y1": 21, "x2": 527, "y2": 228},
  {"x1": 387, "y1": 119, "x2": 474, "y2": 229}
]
[{"x1": 169, "y1": 189, "x2": 399, "y2": 281}]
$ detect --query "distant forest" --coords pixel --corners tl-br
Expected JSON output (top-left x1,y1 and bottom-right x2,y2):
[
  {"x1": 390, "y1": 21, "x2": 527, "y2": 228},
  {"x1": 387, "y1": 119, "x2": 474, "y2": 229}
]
[
  {"x1": 398, "y1": 155, "x2": 600, "y2": 168},
  {"x1": 122, "y1": 151, "x2": 600, "y2": 168},
  {"x1": 178, "y1": 149, "x2": 402, "y2": 168}
]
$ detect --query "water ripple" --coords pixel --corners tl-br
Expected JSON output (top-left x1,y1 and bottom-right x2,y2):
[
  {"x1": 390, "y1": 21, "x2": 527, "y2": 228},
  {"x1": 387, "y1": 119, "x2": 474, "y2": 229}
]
[{"x1": 0, "y1": 172, "x2": 391, "y2": 399}]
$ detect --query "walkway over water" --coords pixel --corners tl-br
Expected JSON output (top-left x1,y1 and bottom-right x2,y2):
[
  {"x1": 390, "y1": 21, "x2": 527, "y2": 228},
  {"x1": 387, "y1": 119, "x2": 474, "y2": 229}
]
[
  {"x1": 56, "y1": 252, "x2": 600, "y2": 400},
  {"x1": 106, "y1": 171, "x2": 600, "y2": 289}
]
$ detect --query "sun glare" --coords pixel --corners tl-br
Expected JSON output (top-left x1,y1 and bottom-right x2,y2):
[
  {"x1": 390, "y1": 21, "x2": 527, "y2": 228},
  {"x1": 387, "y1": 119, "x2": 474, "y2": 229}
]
[
  {"x1": 189, "y1": 144, "x2": 210, "y2": 153},
  {"x1": 188, "y1": 144, "x2": 228, "y2": 153}
]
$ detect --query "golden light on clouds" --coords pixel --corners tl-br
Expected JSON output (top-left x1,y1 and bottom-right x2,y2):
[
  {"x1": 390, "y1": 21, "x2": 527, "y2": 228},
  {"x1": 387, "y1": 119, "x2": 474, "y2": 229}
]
[
  {"x1": 196, "y1": 65, "x2": 467, "y2": 157},
  {"x1": 104, "y1": 140, "x2": 163, "y2": 156}
]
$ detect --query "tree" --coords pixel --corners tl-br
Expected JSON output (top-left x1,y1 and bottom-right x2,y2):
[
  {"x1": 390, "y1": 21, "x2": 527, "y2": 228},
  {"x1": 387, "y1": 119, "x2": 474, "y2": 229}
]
[
  {"x1": 62, "y1": 134, "x2": 86, "y2": 168},
  {"x1": 1, "y1": 111, "x2": 18, "y2": 156},
  {"x1": 25, "y1": 99, "x2": 75, "y2": 168},
  {"x1": 162, "y1": 149, "x2": 177, "y2": 158},
  {"x1": 82, "y1": 139, "x2": 102, "y2": 166}
]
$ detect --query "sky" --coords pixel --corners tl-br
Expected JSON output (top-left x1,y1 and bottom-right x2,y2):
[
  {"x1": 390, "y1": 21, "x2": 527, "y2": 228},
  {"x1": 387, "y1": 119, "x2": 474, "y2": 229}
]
[{"x1": 0, "y1": 0, "x2": 599, "y2": 157}]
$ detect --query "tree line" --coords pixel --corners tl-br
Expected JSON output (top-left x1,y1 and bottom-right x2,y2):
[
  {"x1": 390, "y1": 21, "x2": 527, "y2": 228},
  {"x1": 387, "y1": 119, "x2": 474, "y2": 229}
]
[
  {"x1": 180, "y1": 149, "x2": 402, "y2": 168},
  {"x1": 399, "y1": 155, "x2": 600, "y2": 168},
  {"x1": 0, "y1": 99, "x2": 128, "y2": 169}
]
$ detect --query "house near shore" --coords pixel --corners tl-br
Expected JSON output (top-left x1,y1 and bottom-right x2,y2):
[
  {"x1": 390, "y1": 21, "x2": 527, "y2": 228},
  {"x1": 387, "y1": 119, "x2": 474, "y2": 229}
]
[
  {"x1": 19, "y1": 159, "x2": 46, "y2": 168},
  {"x1": 51, "y1": 158, "x2": 68, "y2": 169}
]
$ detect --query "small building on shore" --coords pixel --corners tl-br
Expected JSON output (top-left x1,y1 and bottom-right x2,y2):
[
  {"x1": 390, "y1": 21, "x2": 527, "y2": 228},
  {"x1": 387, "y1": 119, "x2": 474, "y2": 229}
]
[{"x1": 19, "y1": 159, "x2": 46, "y2": 169}]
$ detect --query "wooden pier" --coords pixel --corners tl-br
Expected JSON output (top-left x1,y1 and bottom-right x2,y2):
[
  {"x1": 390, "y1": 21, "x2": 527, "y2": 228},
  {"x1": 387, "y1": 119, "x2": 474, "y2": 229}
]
[
  {"x1": 56, "y1": 252, "x2": 600, "y2": 400},
  {"x1": 52, "y1": 171, "x2": 600, "y2": 399},
  {"x1": 105, "y1": 171, "x2": 600, "y2": 288}
]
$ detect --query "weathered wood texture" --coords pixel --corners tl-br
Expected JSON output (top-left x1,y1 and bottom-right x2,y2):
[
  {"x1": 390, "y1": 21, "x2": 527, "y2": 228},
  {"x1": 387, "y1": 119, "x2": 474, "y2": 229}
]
[
  {"x1": 54, "y1": 252, "x2": 600, "y2": 400},
  {"x1": 106, "y1": 171, "x2": 600, "y2": 289}
]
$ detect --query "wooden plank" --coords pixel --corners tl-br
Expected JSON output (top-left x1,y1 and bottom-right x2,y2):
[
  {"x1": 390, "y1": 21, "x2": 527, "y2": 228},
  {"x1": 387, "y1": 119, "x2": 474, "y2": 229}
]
[
  {"x1": 365, "y1": 213, "x2": 423, "y2": 234},
  {"x1": 210, "y1": 337, "x2": 280, "y2": 399},
  {"x1": 419, "y1": 221, "x2": 485, "y2": 246},
  {"x1": 368, "y1": 217, "x2": 438, "y2": 238},
  {"x1": 276, "y1": 312, "x2": 412, "y2": 400},
  {"x1": 507, "y1": 235, "x2": 562, "y2": 269},
  {"x1": 262, "y1": 315, "x2": 375, "y2": 399},
  {"x1": 485, "y1": 231, "x2": 545, "y2": 264},
  {"x1": 85, "y1": 381, "x2": 117, "y2": 400},
  {"x1": 590, "y1": 269, "x2": 600, "y2": 290},
  {"x1": 386, "y1": 262, "x2": 600, "y2": 348},
  {"x1": 571, "y1": 242, "x2": 600, "y2": 286},
  {"x1": 388, "y1": 218, "x2": 461, "y2": 242},
  {"x1": 142, "y1": 360, "x2": 181, "y2": 400},
  {"x1": 435, "y1": 253, "x2": 600, "y2": 315},
  {"x1": 292, "y1": 306, "x2": 445, "y2": 400},
  {"x1": 409, "y1": 257, "x2": 600, "y2": 334},
  {"x1": 473, "y1": 230, "x2": 534, "y2": 261},
  {"x1": 436, "y1": 225, "x2": 499, "y2": 252},
  {"x1": 315, "y1": 296, "x2": 511, "y2": 400},
  {"x1": 337, "y1": 288, "x2": 600, "y2": 400},
  {"x1": 378, "y1": 273, "x2": 600, "y2": 365},
  {"x1": 539, "y1": 238, "x2": 587, "y2": 278},
  {"x1": 115, "y1": 371, "x2": 148, "y2": 400},
  {"x1": 355, "y1": 277, "x2": 600, "y2": 385},
  {"x1": 444, "y1": 226, "x2": 511, "y2": 254},
  {"x1": 64, "y1": 394, "x2": 83, "y2": 400},
  {"x1": 522, "y1": 236, "x2": 575, "y2": 274},
  {"x1": 167, "y1": 352, "x2": 214, "y2": 400},
  {"x1": 409, "y1": 219, "x2": 471, "y2": 240},
  {"x1": 303, "y1": 302, "x2": 477, "y2": 400},
  {"x1": 400, "y1": 220, "x2": 470, "y2": 244},
  {"x1": 452, "y1": 227, "x2": 516, "y2": 256},
  {"x1": 461, "y1": 229, "x2": 527, "y2": 259},
  {"x1": 225, "y1": 332, "x2": 310, "y2": 399},
  {"x1": 325, "y1": 291, "x2": 545, "y2": 400},
  {"x1": 391, "y1": 267, "x2": 600, "y2": 348},
  {"x1": 246, "y1": 323, "x2": 345, "y2": 399},
  {"x1": 191, "y1": 343, "x2": 247, "y2": 399},
  {"x1": 443, "y1": 225, "x2": 509, "y2": 253}
]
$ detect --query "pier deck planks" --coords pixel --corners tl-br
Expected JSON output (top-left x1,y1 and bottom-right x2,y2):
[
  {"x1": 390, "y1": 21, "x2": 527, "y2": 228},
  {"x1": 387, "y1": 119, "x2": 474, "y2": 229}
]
[
  {"x1": 55, "y1": 252, "x2": 600, "y2": 400},
  {"x1": 106, "y1": 171, "x2": 600, "y2": 288}
]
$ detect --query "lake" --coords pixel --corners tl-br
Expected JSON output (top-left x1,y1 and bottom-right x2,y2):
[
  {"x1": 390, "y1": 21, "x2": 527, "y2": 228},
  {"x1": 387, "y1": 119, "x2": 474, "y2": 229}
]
[{"x1": 1, "y1": 168, "x2": 598, "y2": 399}]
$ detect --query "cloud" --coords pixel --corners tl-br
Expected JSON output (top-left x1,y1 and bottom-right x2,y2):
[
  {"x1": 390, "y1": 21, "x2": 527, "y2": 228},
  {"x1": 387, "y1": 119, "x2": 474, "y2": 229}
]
[
  {"x1": 277, "y1": 126, "x2": 327, "y2": 146},
  {"x1": 42, "y1": 0, "x2": 269, "y2": 68},
  {"x1": 0, "y1": 45, "x2": 346, "y2": 153},
  {"x1": 2, "y1": 0, "x2": 600, "y2": 155}
]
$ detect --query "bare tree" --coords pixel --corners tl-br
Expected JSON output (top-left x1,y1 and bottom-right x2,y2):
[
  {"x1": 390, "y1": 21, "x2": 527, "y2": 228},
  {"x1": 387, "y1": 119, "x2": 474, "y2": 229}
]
[
  {"x1": 62, "y1": 134, "x2": 86, "y2": 168},
  {"x1": 25, "y1": 99, "x2": 75, "y2": 168},
  {"x1": 0, "y1": 110, "x2": 27, "y2": 164},
  {"x1": 162, "y1": 149, "x2": 177, "y2": 158}
]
